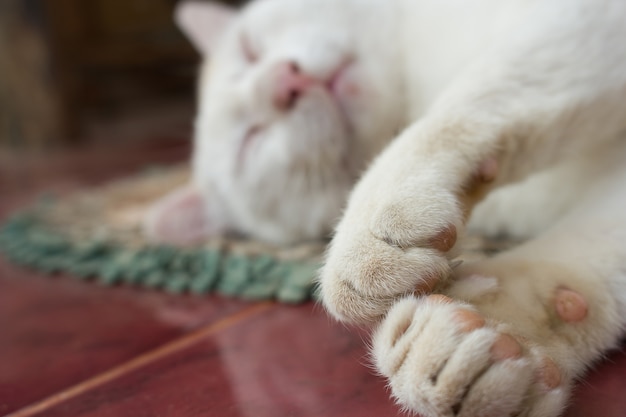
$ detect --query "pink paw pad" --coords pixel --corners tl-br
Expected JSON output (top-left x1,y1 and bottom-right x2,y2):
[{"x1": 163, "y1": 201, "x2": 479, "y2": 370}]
[
  {"x1": 477, "y1": 157, "x2": 499, "y2": 183},
  {"x1": 429, "y1": 225, "x2": 457, "y2": 253},
  {"x1": 416, "y1": 273, "x2": 442, "y2": 294},
  {"x1": 454, "y1": 309, "x2": 486, "y2": 332},
  {"x1": 491, "y1": 334, "x2": 522, "y2": 361},
  {"x1": 538, "y1": 357, "x2": 562, "y2": 390},
  {"x1": 427, "y1": 294, "x2": 454, "y2": 304},
  {"x1": 554, "y1": 287, "x2": 588, "y2": 323}
]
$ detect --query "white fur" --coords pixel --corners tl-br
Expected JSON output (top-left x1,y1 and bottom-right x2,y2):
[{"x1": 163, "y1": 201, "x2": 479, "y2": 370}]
[{"x1": 146, "y1": 1, "x2": 626, "y2": 415}]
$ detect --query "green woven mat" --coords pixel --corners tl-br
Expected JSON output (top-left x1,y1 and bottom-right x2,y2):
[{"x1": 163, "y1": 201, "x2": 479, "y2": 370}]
[
  {"x1": 0, "y1": 167, "x2": 325, "y2": 303},
  {"x1": 0, "y1": 166, "x2": 517, "y2": 303}
]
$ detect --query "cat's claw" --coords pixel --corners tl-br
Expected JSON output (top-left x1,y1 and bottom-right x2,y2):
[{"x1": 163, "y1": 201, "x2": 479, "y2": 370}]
[{"x1": 372, "y1": 296, "x2": 569, "y2": 417}]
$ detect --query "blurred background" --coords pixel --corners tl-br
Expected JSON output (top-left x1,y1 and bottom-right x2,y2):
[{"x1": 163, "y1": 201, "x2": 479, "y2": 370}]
[{"x1": 0, "y1": 0, "x2": 245, "y2": 150}]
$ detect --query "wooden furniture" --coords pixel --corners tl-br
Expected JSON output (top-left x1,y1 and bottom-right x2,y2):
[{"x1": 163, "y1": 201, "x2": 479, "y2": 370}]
[
  {"x1": 43, "y1": 0, "x2": 199, "y2": 144},
  {"x1": 1, "y1": 0, "x2": 242, "y2": 148}
]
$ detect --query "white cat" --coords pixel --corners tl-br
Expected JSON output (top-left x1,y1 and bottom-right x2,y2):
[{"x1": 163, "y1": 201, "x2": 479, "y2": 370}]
[{"x1": 146, "y1": 1, "x2": 626, "y2": 416}]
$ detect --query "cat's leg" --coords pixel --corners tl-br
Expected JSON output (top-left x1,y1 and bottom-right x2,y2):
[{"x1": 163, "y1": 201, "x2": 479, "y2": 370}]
[
  {"x1": 320, "y1": 2, "x2": 626, "y2": 323},
  {"x1": 468, "y1": 142, "x2": 623, "y2": 239},
  {"x1": 372, "y1": 188, "x2": 626, "y2": 417}
]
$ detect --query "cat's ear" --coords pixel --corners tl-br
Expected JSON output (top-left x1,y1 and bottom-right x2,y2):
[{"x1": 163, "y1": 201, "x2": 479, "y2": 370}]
[
  {"x1": 144, "y1": 184, "x2": 228, "y2": 245},
  {"x1": 175, "y1": 1, "x2": 238, "y2": 55}
]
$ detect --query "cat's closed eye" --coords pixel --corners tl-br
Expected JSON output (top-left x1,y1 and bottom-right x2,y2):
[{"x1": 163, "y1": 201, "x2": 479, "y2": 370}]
[{"x1": 240, "y1": 32, "x2": 258, "y2": 63}]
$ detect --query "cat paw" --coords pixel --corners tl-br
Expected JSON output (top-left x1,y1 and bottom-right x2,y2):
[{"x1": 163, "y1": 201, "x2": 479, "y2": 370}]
[
  {"x1": 318, "y1": 132, "x2": 499, "y2": 324},
  {"x1": 372, "y1": 296, "x2": 570, "y2": 417},
  {"x1": 319, "y1": 176, "x2": 464, "y2": 324}
]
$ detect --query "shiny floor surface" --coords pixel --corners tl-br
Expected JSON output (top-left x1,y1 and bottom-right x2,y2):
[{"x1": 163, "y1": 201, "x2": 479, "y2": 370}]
[{"x1": 1, "y1": 135, "x2": 625, "y2": 417}]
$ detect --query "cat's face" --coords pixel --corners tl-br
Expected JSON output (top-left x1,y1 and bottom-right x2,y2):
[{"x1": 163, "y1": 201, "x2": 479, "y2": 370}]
[{"x1": 146, "y1": 0, "x2": 406, "y2": 245}]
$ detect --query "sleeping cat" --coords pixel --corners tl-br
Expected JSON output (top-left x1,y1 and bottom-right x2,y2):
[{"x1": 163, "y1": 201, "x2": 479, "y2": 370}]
[{"x1": 146, "y1": 0, "x2": 626, "y2": 416}]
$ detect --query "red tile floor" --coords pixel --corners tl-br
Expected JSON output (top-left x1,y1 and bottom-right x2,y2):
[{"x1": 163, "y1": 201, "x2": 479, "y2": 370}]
[{"x1": 1, "y1": 130, "x2": 625, "y2": 417}]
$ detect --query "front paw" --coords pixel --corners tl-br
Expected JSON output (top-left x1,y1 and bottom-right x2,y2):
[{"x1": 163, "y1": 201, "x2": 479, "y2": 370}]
[
  {"x1": 373, "y1": 296, "x2": 569, "y2": 417},
  {"x1": 319, "y1": 175, "x2": 463, "y2": 324}
]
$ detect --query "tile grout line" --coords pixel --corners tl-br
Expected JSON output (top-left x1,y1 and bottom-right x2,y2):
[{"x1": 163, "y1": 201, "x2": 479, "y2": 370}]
[{"x1": 5, "y1": 302, "x2": 276, "y2": 417}]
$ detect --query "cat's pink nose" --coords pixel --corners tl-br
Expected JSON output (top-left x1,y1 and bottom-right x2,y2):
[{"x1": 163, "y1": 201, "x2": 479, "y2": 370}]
[{"x1": 273, "y1": 61, "x2": 317, "y2": 111}]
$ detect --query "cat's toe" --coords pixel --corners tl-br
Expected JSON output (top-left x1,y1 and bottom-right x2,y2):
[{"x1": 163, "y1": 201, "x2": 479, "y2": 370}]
[
  {"x1": 516, "y1": 354, "x2": 570, "y2": 417},
  {"x1": 521, "y1": 386, "x2": 569, "y2": 417},
  {"x1": 368, "y1": 193, "x2": 461, "y2": 251}
]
